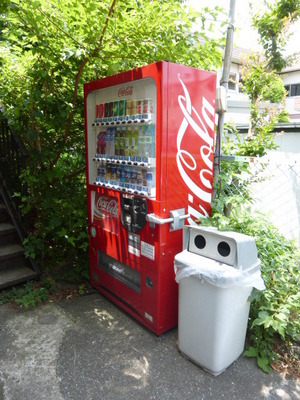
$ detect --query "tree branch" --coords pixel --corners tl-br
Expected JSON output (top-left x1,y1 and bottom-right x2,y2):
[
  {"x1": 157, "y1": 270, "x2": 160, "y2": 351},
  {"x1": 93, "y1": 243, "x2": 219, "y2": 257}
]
[{"x1": 50, "y1": 0, "x2": 117, "y2": 170}]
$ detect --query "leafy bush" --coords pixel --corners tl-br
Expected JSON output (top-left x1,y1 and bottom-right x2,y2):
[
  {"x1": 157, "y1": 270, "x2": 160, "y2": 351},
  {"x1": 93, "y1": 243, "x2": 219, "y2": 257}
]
[
  {"x1": 0, "y1": 277, "x2": 56, "y2": 308},
  {"x1": 203, "y1": 122, "x2": 300, "y2": 372},
  {"x1": 201, "y1": 199, "x2": 300, "y2": 373}
]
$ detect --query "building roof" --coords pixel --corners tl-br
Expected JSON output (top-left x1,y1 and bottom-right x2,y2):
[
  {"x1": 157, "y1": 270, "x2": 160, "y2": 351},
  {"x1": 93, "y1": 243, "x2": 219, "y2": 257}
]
[
  {"x1": 280, "y1": 60, "x2": 300, "y2": 74},
  {"x1": 230, "y1": 46, "x2": 300, "y2": 73},
  {"x1": 231, "y1": 46, "x2": 253, "y2": 64}
]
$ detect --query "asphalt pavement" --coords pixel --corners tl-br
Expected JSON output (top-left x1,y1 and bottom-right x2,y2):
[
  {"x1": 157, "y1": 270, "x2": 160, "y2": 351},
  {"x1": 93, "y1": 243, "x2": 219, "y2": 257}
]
[{"x1": 0, "y1": 291, "x2": 299, "y2": 400}]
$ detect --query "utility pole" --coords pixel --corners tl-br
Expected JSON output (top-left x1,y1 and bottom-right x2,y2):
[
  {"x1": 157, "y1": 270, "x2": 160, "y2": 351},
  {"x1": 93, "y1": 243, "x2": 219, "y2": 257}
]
[{"x1": 213, "y1": 0, "x2": 236, "y2": 200}]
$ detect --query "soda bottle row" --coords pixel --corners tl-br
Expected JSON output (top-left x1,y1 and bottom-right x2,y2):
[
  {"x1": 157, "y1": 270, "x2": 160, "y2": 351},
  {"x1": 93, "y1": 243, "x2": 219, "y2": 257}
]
[
  {"x1": 96, "y1": 124, "x2": 155, "y2": 161},
  {"x1": 95, "y1": 98, "x2": 154, "y2": 123},
  {"x1": 96, "y1": 162, "x2": 155, "y2": 197}
]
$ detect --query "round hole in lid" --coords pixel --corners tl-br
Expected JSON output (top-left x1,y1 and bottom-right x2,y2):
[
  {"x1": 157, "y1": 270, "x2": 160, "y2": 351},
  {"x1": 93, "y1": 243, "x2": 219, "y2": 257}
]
[
  {"x1": 218, "y1": 241, "x2": 231, "y2": 257},
  {"x1": 194, "y1": 234, "x2": 206, "y2": 249}
]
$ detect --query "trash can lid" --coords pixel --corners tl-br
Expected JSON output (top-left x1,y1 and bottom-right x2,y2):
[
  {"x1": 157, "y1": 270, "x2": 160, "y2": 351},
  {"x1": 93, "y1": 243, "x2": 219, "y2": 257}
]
[{"x1": 185, "y1": 226, "x2": 259, "y2": 270}]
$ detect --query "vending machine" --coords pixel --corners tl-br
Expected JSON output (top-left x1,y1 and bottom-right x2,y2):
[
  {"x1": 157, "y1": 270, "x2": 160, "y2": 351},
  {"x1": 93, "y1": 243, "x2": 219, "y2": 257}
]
[{"x1": 84, "y1": 61, "x2": 216, "y2": 335}]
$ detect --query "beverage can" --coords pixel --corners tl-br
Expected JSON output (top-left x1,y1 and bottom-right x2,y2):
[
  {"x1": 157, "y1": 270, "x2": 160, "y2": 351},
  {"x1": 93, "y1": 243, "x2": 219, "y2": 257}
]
[
  {"x1": 119, "y1": 100, "x2": 126, "y2": 117},
  {"x1": 126, "y1": 100, "x2": 132, "y2": 116},
  {"x1": 113, "y1": 101, "x2": 119, "y2": 117},
  {"x1": 96, "y1": 103, "x2": 105, "y2": 119},
  {"x1": 109, "y1": 102, "x2": 114, "y2": 118},
  {"x1": 143, "y1": 98, "x2": 153, "y2": 114},
  {"x1": 131, "y1": 100, "x2": 137, "y2": 116},
  {"x1": 104, "y1": 103, "x2": 110, "y2": 118},
  {"x1": 137, "y1": 100, "x2": 143, "y2": 116}
]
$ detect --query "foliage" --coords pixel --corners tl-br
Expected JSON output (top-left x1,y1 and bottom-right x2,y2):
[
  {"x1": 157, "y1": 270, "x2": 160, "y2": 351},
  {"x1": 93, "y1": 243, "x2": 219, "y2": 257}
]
[
  {"x1": 201, "y1": 200, "x2": 300, "y2": 373},
  {"x1": 202, "y1": 125, "x2": 300, "y2": 373},
  {"x1": 241, "y1": 54, "x2": 286, "y2": 103},
  {"x1": 277, "y1": 109, "x2": 290, "y2": 122},
  {"x1": 240, "y1": 53, "x2": 287, "y2": 144},
  {"x1": 0, "y1": 276, "x2": 56, "y2": 308},
  {"x1": 0, "y1": 0, "x2": 224, "y2": 277},
  {"x1": 213, "y1": 3, "x2": 300, "y2": 368},
  {"x1": 252, "y1": 0, "x2": 300, "y2": 71}
]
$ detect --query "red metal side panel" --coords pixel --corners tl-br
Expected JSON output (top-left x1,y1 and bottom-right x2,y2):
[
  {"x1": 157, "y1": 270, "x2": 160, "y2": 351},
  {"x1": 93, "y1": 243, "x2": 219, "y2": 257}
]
[{"x1": 163, "y1": 62, "x2": 216, "y2": 222}]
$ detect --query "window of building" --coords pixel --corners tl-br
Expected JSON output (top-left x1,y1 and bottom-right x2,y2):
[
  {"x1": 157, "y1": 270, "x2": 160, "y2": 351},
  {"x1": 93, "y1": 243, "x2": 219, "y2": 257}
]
[
  {"x1": 228, "y1": 73, "x2": 237, "y2": 91},
  {"x1": 239, "y1": 77, "x2": 245, "y2": 93},
  {"x1": 284, "y1": 83, "x2": 300, "y2": 97},
  {"x1": 291, "y1": 84, "x2": 300, "y2": 96}
]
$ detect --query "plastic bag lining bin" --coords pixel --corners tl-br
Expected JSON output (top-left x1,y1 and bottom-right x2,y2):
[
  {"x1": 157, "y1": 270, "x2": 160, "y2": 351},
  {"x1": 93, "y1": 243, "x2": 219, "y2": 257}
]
[{"x1": 174, "y1": 249, "x2": 265, "y2": 289}]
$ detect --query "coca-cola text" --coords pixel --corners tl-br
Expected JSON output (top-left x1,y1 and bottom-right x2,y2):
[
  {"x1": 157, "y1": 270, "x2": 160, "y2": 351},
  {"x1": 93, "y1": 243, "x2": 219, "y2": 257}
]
[
  {"x1": 118, "y1": 86, "x2": 133, "y2": 97},
  {"x1": 176, "y1": 74, "x2": 215, "y2": 224},
  {"x1": 96, "y1": 196, "x2": 118, "y2": 218}
]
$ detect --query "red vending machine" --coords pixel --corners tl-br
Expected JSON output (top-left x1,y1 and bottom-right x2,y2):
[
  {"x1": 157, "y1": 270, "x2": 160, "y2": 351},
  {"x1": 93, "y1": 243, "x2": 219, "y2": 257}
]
[{"x1": 84, "y1": 61, "x2": 216, "y2": 335}]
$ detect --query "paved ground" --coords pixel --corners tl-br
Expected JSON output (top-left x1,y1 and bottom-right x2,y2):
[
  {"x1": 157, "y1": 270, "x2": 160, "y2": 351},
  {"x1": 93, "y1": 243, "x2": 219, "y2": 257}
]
[{"x1": 0, "y1": 292, "x2": 299, "y2": 400}]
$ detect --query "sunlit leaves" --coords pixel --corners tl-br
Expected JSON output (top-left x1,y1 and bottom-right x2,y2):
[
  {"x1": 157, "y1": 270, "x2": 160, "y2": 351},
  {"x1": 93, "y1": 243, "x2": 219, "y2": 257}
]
[
  {"x1": 0, "y1": 0, "x2": 223, "y2": 276},
  {"x1": 252, "y1": 0, "x2": 300, "y2": 71}
]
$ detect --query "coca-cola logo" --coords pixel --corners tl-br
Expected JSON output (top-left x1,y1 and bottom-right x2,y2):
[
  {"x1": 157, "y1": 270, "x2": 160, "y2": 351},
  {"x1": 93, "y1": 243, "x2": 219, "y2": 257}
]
[
  {"x1": 176, "y1": 74, "x2": 215, "y2": 224},
  {"x1": 96, "y1": 196, "x2": 118, "y2": 218},
  {"x1": 118, "y1": 86, "x2": 133, "y2": 97}
]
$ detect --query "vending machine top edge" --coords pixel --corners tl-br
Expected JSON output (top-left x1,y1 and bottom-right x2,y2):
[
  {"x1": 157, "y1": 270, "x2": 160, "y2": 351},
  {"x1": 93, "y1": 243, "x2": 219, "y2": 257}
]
[{"x1": 84, "y1": 61, "x2": 217, "y2": 335}]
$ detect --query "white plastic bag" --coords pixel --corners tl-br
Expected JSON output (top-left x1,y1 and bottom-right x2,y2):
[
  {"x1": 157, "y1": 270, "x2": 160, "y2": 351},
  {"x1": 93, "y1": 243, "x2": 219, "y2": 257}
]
[{"x1": 174, "y1": 250, "x2": 265, "y2": 290}]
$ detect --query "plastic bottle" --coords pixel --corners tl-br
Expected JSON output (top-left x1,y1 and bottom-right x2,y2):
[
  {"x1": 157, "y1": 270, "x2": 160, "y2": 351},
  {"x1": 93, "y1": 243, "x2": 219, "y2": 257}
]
[
  {"x1": 119, "y1": 127, "x2": 126, "y2": 159},
  {"x1": 115, "y1": 127, "x2": 121, "y2": 157},
  {"x1": 131, "y1": 125, "x2": 139, "y2": 159},
  {"x1": 125, "y1": 126, "x2": 131, "y2": 158},
  {"x1": 105, "y1": 128, "x2": 111, "y2": 156},
  {"x1": 145, "y1": 124, "x2": 154, "y2": 159},
  {"x1": 110, "y1": 127, "x2": 116, "y2": 157},
  {"x1": 96, "y1": 131, "x2": 102, "y2": 155},
  {"x1": 138, "y1": 125, "x2": 146, "y2": 160}
]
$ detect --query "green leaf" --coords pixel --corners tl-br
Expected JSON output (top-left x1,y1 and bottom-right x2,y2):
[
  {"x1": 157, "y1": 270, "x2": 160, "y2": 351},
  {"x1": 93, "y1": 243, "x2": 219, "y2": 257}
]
[
  {"x1": 257, "y1": 356, "x2": 270, "y2": 373},
  {"x1": 243, "y1": 346, "x2": 257, "y2": 358}
]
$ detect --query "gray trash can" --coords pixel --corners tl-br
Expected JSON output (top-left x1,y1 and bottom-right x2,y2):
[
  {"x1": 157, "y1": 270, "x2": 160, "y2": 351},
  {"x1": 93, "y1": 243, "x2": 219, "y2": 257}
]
[{"x1": 174, "y1": 226, "x2": 265, "y2": 376}]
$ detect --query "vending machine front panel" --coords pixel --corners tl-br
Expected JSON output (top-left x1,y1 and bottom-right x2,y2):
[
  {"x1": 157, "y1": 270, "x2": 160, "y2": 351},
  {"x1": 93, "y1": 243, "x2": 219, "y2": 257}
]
[{"x1": 84, "y1": 61, "x2": 216, "y2": 335}]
